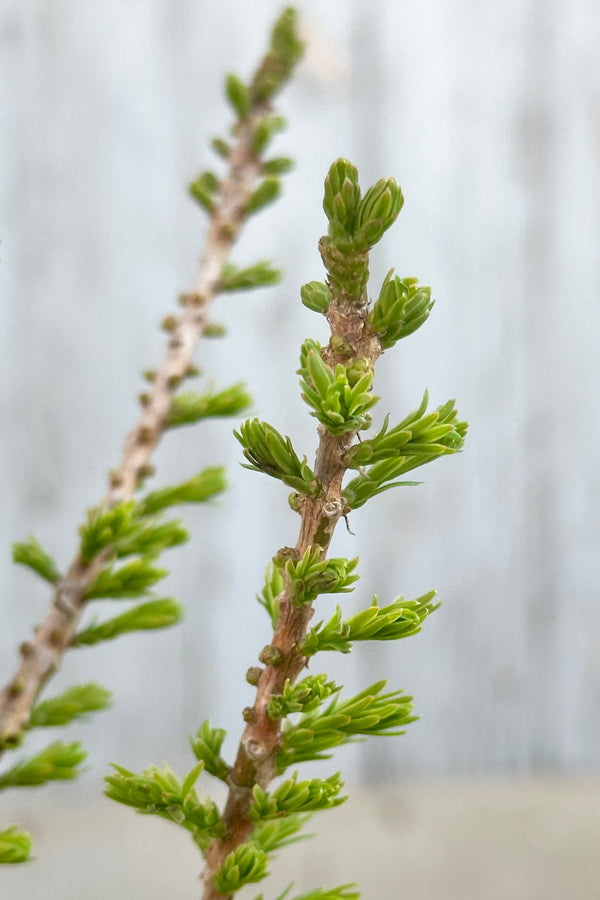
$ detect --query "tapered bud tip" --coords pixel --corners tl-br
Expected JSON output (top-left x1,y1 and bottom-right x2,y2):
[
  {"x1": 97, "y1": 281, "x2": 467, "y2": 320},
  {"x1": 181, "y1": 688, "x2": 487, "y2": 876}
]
[
  {"x1": 300, "y1": 280, "x2": 332, "y2": 314},
  {"x1": 356, "y1": 177, "x2": 404, "y2": 246},
  {"x1": 326, "y1": 158, "x2": 359, "y2": 193},
  {"x1": 323, "y1": 159, "x2": 362, "y2": 234}
]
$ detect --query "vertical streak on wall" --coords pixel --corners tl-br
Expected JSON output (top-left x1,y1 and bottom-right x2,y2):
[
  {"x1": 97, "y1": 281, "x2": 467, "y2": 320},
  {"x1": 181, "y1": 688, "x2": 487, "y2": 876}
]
[{"x1": 516, "y1": 0, "x2": 562, "y2": 767}]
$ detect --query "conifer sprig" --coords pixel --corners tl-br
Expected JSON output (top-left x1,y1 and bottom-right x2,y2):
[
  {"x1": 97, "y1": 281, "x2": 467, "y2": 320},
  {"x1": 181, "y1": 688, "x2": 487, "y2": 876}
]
[
  {"x1": 191, "y1": 148, "x2": 466, "y2": 898},
  {"x1": 0, "y1": 2, "x2": 303, "y2": 864}
]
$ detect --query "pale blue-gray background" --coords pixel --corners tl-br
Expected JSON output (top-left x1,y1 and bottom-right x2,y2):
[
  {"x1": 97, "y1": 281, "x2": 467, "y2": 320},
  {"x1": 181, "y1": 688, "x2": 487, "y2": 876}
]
[{"x1": 1, "y1": 1, "x2": 599, "y2": 896}]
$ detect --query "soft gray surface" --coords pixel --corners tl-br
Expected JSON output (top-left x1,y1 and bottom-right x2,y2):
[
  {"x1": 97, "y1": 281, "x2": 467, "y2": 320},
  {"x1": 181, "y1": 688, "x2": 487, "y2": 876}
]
[{"x1": 1, "y1": 0, "x2": 599, "y2": 803}]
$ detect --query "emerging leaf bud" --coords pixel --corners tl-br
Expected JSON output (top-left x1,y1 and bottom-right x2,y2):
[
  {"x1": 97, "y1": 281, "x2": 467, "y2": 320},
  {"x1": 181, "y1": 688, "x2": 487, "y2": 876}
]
[
  {"x1": 300, "y1": 281, "x2": 332, "y2": 314},
  {"x1": 225, "y1": 73, "x2": 250, "y2": 119},
  {"x1": 323, "y1": 158, "x2": 361, "y2": 237},
  {"x1": 355, "y1": 177, "x2": 404, "y2": 246},
  {"x1": 258, "y1": 644, "x2": 284, "y2": 666}
]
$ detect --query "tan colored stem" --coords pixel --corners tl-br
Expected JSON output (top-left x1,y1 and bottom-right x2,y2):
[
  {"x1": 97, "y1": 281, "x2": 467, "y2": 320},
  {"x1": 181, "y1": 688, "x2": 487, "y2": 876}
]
[
  {"x1": 0, "y1": 108, "x2": 268, "y2": 758},
  {"x1": 201, "y1": 293, "x2": 382, "y2": 899}
]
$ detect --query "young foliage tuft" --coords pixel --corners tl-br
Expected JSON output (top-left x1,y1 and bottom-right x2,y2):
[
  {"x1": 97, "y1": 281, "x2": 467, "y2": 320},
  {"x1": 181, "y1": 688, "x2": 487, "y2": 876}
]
[
  {"x1": 12, "y1": 536, "x2": 60, "y2": 584},
  {"x1": 29, "y1": 684, "x2": 112, "y2": 728},
  {"x1": 0, "y1": 742, "x2": 86, "y2": 789},
  {"x1": 73, "y1": 599, "x2": 182, "y2": 647},
  {"x1": 214, "y1": 843, "x2": 270, "y2": 893},
  {"x1": 189, "y1": 721, "x2": 231, "y2": 783},
  {"x1": 0, "y1": 827, "x2": 32, "y2": 865}
]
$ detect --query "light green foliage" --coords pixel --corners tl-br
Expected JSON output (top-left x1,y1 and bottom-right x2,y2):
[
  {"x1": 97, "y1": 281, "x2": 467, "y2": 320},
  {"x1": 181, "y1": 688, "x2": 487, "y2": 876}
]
[
  {"x1": 79, "y1": 501, "x2": 138, "y2": 563},
  {"x1": 292, "y1": 888, "x2": 360, "y2": 900},
  {"x1": 97, "y1": 11, "x2": 466, "y2": 899},
  {"x1": 214, "y1": 843, "x2": 270, "y2": 893},
  {"x1": 344, "y1": 390, "x2": 467, "y2": 469},
  {"x1": 189, "y1": 721, "x2": 231, "y2": 783},
  {"x1": 189, "y1": 170, "x2": 220, "y2": 212},
  {"x1": 139, "y1": 467, "x2": 226, "y2": 515},
  {"x1": 225, "y1": 73, "x2": 251, "y2": 119},
  {"x1": 301, "y1": 591, "x2": 439, "y2": 655},
  {"x1": 298, "y1": 340, "x2": 378, "y2": 435},
  {"x1": 72, "y1": 598, "x2": 182, "y2": 647},
  {"x1": 29, "y1": 684, "x2": 112, "y2": 728},
  {"x1": 220, "y1": 261, "x2": 281, "y2": 292},
  {"x1": 12, "y1": 536, "x2": 60, "y2": 584},
  {"x1": 0, "y1": 742, "x2": 86, "y2": 789},
  {"x1": 1, "y1": 3, "x2": 309, "y2": 875},
  {"x1": 277, "y1": 682, "x2": 416, "y2": 771},
  {"x1": 249, "y1": 772, "x2": 345, "y2": 821},
  {"x1": 166, "y1": 383, "x2": 252, "y2": 428},
  {"x1": 253, "y1": 888, "x2": 360, "y2": 900},
  {"x1": 105, "y1": 762, "x2": 226, "y2": 852},
  {"x1": 246, "y1": 177, "x2": 282, "y2": 215},
  {"x1": 235, "y1": 419, "x2": 320, "y2": 496},
  {"x1": 113, "y1": 518, "x2": 189, "y2": 560},
  {"x1": 258, "y1": 562, "x2": 285, "y2": 628},
  {"x1": 211, "y1": 137, "x2": 231, "y2": 159},
  {"x1": 251, "y1": 6, "x2": 304, "y2": 103},
  {"x1": 0, "y1": 827, "x2": 32, "y2": 864},
  {"x1": 301, "y1": 281, "x2": 332, "y2": 314},
  {"x1": 84, "y1": 558, "x2": 167, "y2": 600},
  {"x1": 368, "y1": 270, "x2": 434, "y2": 349},
  {"x1": 79, "y1": 501, "x2": 189, "y2": 563},
  {"x1": 251, "y1": 115, "x2": 287, "y2": 155},
  {"x1": 281, "y1": 548, "x2": 359, "y2": 606},
  {"x1": 354, "y1": 177, "x2": 404, "y2": 247},
  {"x1": 251, "y1": 813, "x2": 313, "y2": 854},
  {"x1": 263, "y1": 156, "x2": 294, "y2": 175},
  {"x1": 268, "y1": 675, "x2": 340, "y2": 720},
  {"x1": 342, "y1": 391, "x2": 468, "y2": 509},
  {"x1": 322, "y1": 158, "x2": 361, "y2": 240}
]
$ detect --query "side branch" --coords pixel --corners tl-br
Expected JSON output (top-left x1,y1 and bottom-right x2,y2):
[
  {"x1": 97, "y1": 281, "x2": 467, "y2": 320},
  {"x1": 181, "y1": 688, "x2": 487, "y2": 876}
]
[{"x1": 0, "y1": 111, "x2": 269, "y2": 757}]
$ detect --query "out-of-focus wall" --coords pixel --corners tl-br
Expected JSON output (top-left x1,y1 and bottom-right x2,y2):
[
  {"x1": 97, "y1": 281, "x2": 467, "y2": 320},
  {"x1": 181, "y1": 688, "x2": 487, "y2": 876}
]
[{"x1": 1, "y1": 0, "x2": 598, "y2": 818}]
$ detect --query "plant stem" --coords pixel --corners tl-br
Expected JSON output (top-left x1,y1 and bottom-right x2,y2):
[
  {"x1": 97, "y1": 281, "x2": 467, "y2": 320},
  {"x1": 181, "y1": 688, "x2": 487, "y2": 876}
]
[
  {"x1": 0, "y1": 108, "x2": 270, "y2": 759},
  {"x1": 201, "y1": 261, "x2": 381, "y2": 899}
]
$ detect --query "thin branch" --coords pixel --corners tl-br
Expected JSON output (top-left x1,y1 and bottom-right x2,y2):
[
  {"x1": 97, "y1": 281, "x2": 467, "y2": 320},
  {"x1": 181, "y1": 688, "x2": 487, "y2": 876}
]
[
  {"x1": 201, "y1": 263, "x2": 382, "y2": 899},
  {"x1": 0, "y1": 105, "x2": 271, "y2": 759}
]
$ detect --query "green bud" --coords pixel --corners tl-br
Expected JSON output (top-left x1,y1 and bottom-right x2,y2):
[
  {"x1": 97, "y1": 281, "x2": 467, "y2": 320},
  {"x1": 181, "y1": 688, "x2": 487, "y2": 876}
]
[
  {"x1": 251, "y1": 115, "x2": 287, "y2": 156},
  {"x1": 369, "y1": 270, "x2": 434, "y2": 348},
  {"x1": 263, "y1": 156, "x2": 294, "y2": 176},
  {"x1": 214, "y1": 843, "x2": 269, "y2": 893},
  {"x1": 259, "y1": 644, "x2": 283, "y2": 666},
  {"x1": 235, "y1": 418, "x2": 320, "y2": 497},
  {"x1": 323, "y1": 158, "x2": 361, "y2": 237},
  {"x1": 245, "y1": 177, "x2": 281, "y2": 215},
  {"x1": 211, "y1": 137, "x2": 230, "y2": 159},
  {"x1": 12, "y1": 536, "x2": 60, "y2": 585},
  {"x1": 355, "y1": 177, "x2": 404, "y2": 246},
  {"x1": 0, "y1": 827, "x2": 32, "y2": 864},
  {"x1": 225, "y1": 73, "x2": 250, "y2": 119},
  {"x1": 251, "y1": 6, "x2": 305, "y2": 103},
  {"x1": 189, "y1": 721, "x2": 230, "y2": 782},
  {"x1": 300, "y1": 281, "x2": 331, "y2": 314},
  {"x1": 189, "y1": 171, "x2": 220, "y2": 212},
  {"x1": 203, "y1": 323, "x2": 227, "y2": 337}
]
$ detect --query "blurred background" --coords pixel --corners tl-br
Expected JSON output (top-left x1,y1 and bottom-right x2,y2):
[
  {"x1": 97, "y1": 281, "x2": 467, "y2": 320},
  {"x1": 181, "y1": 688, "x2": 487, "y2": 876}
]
[{"x1": 1, "y1": 0, "x2": 599, "y2": 896}]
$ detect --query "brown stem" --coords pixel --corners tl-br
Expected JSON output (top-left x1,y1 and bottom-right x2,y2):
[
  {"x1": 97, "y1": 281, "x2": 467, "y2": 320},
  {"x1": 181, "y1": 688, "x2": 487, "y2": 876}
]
[
  {"x1": 0, "y1": 107, "x2": 269, "y2": 758},
  {"x1": 201, "y1": 293, "x2": 382, "y2": 899}
]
